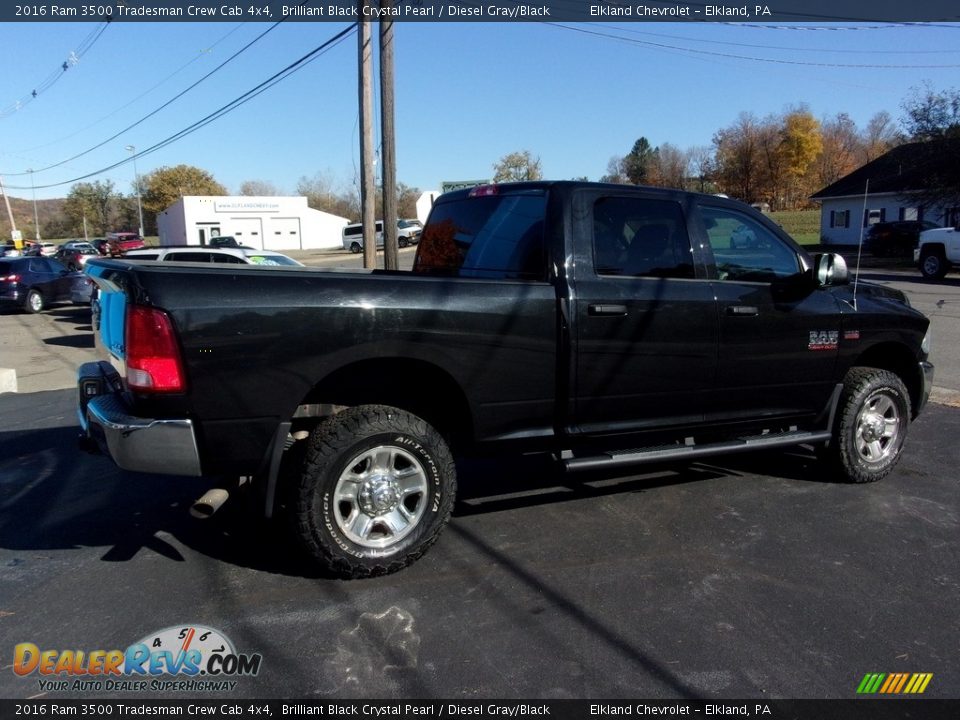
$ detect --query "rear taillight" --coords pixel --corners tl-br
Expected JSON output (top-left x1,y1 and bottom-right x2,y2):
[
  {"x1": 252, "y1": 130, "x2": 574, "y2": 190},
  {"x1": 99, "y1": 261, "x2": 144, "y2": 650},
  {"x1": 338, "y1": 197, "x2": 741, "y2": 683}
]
[
  {"x1": 125, "y1": 306, "x2": 186, "y2": 393},
  {"x1": 2, "y1": 274, "x2": 19, "y2": 282}
]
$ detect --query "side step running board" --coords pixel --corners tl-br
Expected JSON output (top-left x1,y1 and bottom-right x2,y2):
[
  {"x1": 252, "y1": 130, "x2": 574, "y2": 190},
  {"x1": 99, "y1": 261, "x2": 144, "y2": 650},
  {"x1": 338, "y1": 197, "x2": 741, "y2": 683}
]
[{"x1": 563, "y1": 429, "x2": 832, "y2": 473}]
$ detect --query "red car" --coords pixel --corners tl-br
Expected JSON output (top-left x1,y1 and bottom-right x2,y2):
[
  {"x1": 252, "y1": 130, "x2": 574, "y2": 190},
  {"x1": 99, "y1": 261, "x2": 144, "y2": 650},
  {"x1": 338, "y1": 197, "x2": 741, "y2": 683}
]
[{"x1": 104, "y1": 232, "x2": 145, "y2": 256}]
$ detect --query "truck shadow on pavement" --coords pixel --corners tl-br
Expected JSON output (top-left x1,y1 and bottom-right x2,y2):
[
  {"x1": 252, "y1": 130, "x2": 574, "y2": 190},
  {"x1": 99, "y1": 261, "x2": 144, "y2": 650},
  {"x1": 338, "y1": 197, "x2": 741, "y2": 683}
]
[
  {"x1": 0, "y1": 419, "x2": 839, "y2": 580},
  {"x1": 452, "y1": 445, "x2": 833, "y2": 517}
]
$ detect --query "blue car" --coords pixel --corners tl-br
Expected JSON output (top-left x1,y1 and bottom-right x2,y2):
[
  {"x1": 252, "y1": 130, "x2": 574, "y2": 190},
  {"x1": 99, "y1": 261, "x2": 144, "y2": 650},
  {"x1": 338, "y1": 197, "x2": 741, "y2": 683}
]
[{"x1": 0, "y1": 256, "x2": 93, "y2": 313}]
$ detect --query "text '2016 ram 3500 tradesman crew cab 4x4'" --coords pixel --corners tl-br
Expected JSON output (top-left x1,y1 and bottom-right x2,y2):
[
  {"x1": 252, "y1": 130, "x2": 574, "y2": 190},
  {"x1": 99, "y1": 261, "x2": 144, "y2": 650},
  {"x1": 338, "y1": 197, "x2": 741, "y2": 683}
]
[{"x1": 78, "y1": 182, "x2": 934, "y2": 578}]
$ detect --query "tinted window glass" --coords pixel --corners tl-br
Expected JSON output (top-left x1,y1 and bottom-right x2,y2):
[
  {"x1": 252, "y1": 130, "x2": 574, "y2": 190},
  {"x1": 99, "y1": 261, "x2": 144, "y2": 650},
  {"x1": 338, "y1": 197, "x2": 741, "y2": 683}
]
[
  {"x1": 37, "y1": 258, "x2": 67, "y2": 273},
  {"x1": 415, "y1": 191, "x2": 546, "y2": 280},
  {"x1": 700, "y1": 206, "x2": 800, "y2": 282},
  {"x1": 210, "y1": 254, "x2": 245, "y2": 264},
  {"x1": 129, "y1": 253, "x2": 159, "y2": 260},
  {"x1": 593, "y1": 197, "x2": 694, "y2": 279}
]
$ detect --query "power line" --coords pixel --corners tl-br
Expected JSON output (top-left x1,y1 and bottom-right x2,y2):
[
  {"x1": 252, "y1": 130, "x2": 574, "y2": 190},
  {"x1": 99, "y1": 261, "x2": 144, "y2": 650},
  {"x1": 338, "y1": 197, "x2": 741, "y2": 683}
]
[
  {"x1": 0, "y1": 23, "x2": 110, "y2": 119},
  {"x1": 6, "y1": 24, "x2": 358, "y2": 192},
  {"x1": 1, "y1": 21, "x2": 287, "y2": 177},
  {"x1": 547, "y1": 23, "x2": 960, "y2": 69},
  {"x1": 16, "y1": 23, "x2": 248, "y2": 154},
  {"x1": 590, "y1": 22, "x2": 960, "y2": 54}
]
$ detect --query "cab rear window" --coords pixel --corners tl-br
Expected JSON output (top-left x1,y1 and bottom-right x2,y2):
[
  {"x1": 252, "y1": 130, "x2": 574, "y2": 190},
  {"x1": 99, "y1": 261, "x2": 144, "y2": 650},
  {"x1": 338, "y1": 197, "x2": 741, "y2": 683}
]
[{"x1": 414, "y1": 191, "x2": 546, "y2": 280}]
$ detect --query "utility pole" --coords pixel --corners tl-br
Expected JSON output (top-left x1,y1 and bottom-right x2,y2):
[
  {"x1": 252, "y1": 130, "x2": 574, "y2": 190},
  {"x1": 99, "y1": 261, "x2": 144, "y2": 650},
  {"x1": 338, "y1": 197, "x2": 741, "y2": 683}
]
[
  {"x1": 379, "y1": 2, "x2": 398, "y2": 271},
  {"x1": 28, "y1": 169, "x2": 40, "y2": 242},
  {"x1": 0, "y1": 176, "x2": 17, "y2": 241},
  {"x1": 358, "y1": 8, "x2": 377, "y2": 270},
  {"x1": 126, "y1": 145, "x2": 145, "y2": 238}
]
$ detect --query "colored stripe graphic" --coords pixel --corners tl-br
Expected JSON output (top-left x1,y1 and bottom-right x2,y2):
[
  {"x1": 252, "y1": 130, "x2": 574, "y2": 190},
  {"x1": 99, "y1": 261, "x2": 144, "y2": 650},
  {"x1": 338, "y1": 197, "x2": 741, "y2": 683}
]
[{"x1": 857, "y1": 673, "x2": 932, "y2": 694}]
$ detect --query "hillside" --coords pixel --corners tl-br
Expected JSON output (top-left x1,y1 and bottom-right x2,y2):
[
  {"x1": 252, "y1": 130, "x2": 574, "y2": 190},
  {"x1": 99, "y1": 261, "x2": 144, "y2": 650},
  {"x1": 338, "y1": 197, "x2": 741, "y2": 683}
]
[{"x1": 0, "y1": 195, "x2": 66, "y2": 240}]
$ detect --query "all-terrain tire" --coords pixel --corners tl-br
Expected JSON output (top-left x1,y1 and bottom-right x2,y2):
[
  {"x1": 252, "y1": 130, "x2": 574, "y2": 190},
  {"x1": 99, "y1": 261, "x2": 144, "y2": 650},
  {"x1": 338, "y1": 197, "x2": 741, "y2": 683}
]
[
  {"x1": 294, "y1": 405, "x2": 456, "y2": 578},
  {"x1": 821, "y1": 367, "x2": 910, "y2": 484}
]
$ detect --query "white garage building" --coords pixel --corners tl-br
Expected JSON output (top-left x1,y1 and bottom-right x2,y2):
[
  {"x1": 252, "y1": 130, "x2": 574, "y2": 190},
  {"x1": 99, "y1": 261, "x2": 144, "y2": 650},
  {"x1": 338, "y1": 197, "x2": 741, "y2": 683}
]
[{"x1": 157, "y1": 196, "x2": 350, "y2": 250}]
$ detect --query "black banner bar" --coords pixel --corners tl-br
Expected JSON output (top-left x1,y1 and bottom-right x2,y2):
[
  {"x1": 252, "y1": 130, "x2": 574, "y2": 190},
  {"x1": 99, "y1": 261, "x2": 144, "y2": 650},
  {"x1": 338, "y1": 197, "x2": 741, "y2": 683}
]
[
  {"x1": 2, "y1": 700, "x2": 960, "y2": 720},
  {"x1": 3, "y1": 1, "x2": 960, "y2": 23}
]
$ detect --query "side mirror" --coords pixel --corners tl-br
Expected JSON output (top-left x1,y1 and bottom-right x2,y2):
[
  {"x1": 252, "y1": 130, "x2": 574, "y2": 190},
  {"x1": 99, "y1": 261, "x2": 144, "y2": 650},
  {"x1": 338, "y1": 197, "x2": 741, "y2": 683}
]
[{"x1": 814, "y1": 253, "x2": 849, "y2": 286}]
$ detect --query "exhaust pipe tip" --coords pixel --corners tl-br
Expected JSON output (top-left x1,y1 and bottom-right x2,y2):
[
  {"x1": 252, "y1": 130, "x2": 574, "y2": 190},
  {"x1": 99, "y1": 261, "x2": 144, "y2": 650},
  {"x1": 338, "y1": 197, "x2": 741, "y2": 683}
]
[{"x1": 190, "y1": 488, "x2": 230, "y2": 519}]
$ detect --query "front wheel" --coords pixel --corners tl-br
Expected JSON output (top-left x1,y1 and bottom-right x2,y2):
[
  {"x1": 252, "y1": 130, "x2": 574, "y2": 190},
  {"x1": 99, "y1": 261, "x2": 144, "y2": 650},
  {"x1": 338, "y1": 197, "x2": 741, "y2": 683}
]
[
  {"x1": 920, "y1": 248, "x2": 948, "y2": 280},
  {"x1": 821, "y1": 368, "x2": 910, "y2": 484},
  {"x1": 349, "y1": 242, "x2": 362, "y2": 254},
  {"x1": 294, "y1": 405, "x2": 456, "y2": 578}
]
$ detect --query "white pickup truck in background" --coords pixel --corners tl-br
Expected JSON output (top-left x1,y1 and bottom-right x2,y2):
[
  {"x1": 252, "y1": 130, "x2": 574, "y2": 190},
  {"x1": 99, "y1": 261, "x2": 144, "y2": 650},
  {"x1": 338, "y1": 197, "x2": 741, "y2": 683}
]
[{"x1": 916, "y1": 225, "x2": 960, "y2": 279}]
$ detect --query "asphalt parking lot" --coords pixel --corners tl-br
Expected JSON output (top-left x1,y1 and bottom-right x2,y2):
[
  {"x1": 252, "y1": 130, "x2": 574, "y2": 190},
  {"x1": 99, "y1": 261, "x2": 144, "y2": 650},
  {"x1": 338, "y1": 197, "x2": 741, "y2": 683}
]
[{"x1": 0, "y1": 251, "x2": 958, "y2": 702}]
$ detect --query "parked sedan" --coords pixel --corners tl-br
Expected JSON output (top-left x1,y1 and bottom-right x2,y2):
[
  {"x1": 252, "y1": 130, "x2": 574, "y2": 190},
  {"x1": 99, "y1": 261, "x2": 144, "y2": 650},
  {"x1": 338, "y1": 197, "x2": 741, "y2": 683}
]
[
  {"x1": 0, "y1": 256, "x2": 91, "y2": 313},
  {"x1": 23, "y1": 242, "x2": 58, "y2": 257},
  {"x1": 55, "y1": 243, "x2": 100, "y2": 271}
]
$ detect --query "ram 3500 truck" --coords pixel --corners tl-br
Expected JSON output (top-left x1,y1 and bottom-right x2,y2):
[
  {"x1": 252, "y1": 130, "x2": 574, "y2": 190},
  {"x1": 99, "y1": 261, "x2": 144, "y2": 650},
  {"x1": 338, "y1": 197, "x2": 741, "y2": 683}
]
[{"x1": 78, "y1": 182, "x2": 934, "y2": 577}]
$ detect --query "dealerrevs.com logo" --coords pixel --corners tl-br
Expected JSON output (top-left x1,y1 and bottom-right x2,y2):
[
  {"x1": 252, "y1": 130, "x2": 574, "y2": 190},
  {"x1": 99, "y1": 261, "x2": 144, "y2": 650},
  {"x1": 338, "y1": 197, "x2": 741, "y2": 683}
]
[{"x1": 13, "y1": 625, "x2": 262, "y2": 693}]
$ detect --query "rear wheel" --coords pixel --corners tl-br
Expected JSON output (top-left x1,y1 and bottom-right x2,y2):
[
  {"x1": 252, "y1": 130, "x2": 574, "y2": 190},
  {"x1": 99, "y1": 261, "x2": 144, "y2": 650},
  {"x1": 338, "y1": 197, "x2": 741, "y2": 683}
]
[
  {"x1": 349, "y1": 242, "x2": 362, "y2": 254},
  {"x1": 920, "y1": 247, "x2": 948, "y2": 280},
  {"x1": 294, "y1": 405, "x2": 456, "y2": 578},
  {"x1": 821, "y1": 368, "x2": 910, "y2": 483},
  {"x1": 25, "y1": 289, "x2": 44, "y2": 314}
]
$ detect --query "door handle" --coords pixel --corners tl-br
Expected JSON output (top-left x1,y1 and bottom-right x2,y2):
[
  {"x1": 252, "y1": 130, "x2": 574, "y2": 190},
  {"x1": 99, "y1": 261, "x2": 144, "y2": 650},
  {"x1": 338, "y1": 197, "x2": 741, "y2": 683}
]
[
  {"x1": 726, "y1": 305, "x2": 759, "y2": 316},
  {"x1": 588, "y1": 304, "x2": 628, "y2": 317}
]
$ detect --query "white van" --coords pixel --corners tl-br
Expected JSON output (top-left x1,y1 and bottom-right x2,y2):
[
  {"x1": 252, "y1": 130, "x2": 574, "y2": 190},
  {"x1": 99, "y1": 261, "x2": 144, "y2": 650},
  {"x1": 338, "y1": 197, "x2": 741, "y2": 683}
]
[
  {"x1": 342, "y1": 222, "x2": 384, "y2": 253},
  {"x1": 342, "y1": 220, "x2": 420, "y2": 253}
]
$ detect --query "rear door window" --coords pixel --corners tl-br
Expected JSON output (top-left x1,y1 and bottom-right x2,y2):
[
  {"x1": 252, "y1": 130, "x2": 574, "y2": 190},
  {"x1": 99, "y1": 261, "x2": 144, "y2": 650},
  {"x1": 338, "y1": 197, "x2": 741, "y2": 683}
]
[{"x1": 592, "y1": 197, "x2": 694, "y2": 279}]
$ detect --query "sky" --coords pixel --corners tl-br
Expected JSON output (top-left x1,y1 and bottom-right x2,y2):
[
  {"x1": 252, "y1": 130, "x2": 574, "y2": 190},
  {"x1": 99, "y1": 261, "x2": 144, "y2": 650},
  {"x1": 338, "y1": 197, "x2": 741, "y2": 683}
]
[{"x1": 0, "y1": 17, "x2": 959, "y2": 202}]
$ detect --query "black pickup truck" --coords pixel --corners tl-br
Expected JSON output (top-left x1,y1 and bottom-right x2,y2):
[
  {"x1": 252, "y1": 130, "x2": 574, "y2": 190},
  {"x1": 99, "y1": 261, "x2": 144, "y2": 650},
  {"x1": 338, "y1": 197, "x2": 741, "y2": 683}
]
[{"x1": 78, "y1": 182, "x2": 934, "y2": 577}]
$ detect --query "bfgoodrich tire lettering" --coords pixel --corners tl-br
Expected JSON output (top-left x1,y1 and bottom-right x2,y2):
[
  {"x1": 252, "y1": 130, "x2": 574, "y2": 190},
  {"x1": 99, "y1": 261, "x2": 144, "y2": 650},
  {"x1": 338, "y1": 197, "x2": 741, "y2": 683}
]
[
  {"x1": 823, "y1": 368, "x2": 910, "y2": 483},
  {"x1": 294, "y1": 405, "x2": 456, "y2": 578}
]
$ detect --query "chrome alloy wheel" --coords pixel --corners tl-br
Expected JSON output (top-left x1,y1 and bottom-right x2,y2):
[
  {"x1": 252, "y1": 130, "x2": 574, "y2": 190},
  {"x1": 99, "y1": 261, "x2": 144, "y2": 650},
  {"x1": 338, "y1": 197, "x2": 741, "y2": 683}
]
[
  {"x1": 854, "y1": 390, "x2": 903, "y2": 464},
  {"x1": 333, "y1": 445, "x2": 429, "y2": 549}
]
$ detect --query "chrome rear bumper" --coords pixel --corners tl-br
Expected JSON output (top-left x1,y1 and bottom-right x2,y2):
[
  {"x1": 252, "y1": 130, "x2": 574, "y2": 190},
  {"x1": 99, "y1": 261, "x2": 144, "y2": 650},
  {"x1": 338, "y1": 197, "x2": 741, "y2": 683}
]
[{"x1": 77, "y1": 361, "x2": 202, "y2": 477}]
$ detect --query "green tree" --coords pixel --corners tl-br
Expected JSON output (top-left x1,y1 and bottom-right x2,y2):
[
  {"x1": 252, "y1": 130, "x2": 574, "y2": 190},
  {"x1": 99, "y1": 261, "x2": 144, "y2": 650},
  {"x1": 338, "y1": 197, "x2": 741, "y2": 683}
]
[
  {"x1": 63, "y1": 180, "x2": 121, "y2": 235},
  {"x1": 623, "y1": 137, "x2": 656, "y2": 185},
  {"x1": 141, "y1": 165, "x2": 227, "y2": 219},
  {"x1": 492, "y1": 150, "x2": 542, "y2": 182}
]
